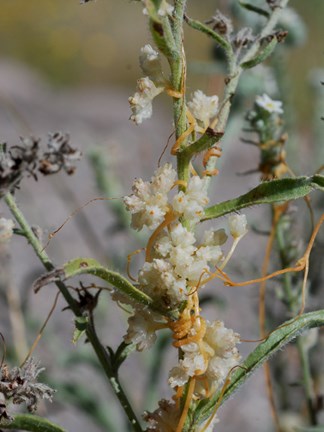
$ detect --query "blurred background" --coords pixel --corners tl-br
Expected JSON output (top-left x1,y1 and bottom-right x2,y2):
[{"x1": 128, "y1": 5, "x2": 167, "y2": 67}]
[{"x1": 0, "y1": 1, "x2": 323, "y2": 431}]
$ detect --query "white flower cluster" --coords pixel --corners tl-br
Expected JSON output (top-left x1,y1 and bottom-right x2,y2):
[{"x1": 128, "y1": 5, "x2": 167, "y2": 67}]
[
  {"x1": 129, "y1": 44, "x2": 219, "y2": 129},
  {"x1": 123, "y1": 163, "x2": 245, "y2": 429},
  {"x1": 124, "y1": 163, "x2": 176, "y2": 231},
  {"x1": 255, "y1": 93, "x2": 283, "y2": 115},
  {"x1": 169, "y1": 320, "x2": 241, "y2": 396},
  {"x1": 188, "y1": 90, "x2": 219, "y2": 129},
  {"x1": 129, "y1": 44, "x2": 165, "y2": 125},
  {"x1": 140, "y1": 222, "x2": 225, "y2": 306},
  {"x1": 129, "y1": 77, "x2": 164, "y2": 125},
  {"x1": 124, "y1": 163, "x2": 211, "y2": 231},
  {"x1": 144, "y1": 399, "x2": 219, "y2": 432},
  {"x1": 123, "y1": 164, "x2": 246, "y2": 348}
]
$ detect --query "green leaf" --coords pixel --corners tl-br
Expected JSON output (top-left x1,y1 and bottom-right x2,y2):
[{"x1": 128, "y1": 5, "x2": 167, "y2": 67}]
[
  {"x1": 180, "y1": 129, "x2": 224, "y2": 159},
  {"x1": 63, "y1": 257, "x2": 153, "y2": 307},
  {"x1": 0, "y1": 414, "x2": 66, "y2": 432},
  {"x1": 72, "y1": 316, "x2": 89, "y2": 344},
  {"x1": 241, "y1": 35, "x2": 277, "y2": 69},
  {"x1": 202, "y1": 175, "x2": 324, "y2": 221},
  {"x1": 61, "y1": 258, "x2": 178, "y2": 319},
  {"x1": 187, "y1": 310, "x2": 324, "y2": 430},
  {"x1": 238, "y1": 1, "x2": 270, "y2": 18},
  {"x1": 184, "y1": 15, "x2": 232, "y2": 53}
]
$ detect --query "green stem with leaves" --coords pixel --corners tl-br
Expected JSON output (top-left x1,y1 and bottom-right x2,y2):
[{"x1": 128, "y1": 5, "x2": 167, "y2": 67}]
[{"x1": 4, "y1": 192, "x2": 144, "y2": 432}]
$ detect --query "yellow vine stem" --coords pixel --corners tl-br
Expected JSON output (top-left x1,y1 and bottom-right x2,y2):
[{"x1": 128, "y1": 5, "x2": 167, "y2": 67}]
[
  {"x1": 171, "y1": 109, "x2": 197, "y2": 155},
  {"x1": 171, "y1": 179, "x2": 188, "y2": 189},
  {"x1": 221, "y1": 213, "x2": 324, "y2": 289},
  {"x1": 200, "y1": 365, "x2": 248, "y2": 432},
  {"x1": 258, "y1": 205, "x2": 286, "y2": 432},
  {"x1": 202, "y1": 146, "x2": 222, "y2": 177},
  {"x1": 145, "y1": 210, "x2": 177, "y2": 262},
  {"x1": 126, "y1": 248, "x2": 145, "y2": 282},
  {"x1": 41, "y1": 196, "x2": 120, "y2": 252},
  {"x1": 176, "y1": 377, "x2": 196, "y2": 432},
  {"x1": 259, "y1": 204, "x2": 287, "y2": 338},
  {"x1": 20, "y1": 291, "x2": 61, "y2": 367}
]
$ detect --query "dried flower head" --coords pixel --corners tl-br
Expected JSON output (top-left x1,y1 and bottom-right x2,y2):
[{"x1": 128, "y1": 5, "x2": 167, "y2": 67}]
[
  {"x1": 0, "y1": 358, "x2": 55, "y2": 414},
  {"x1": 0, "y1": 133, "x2": 81, "y2": 197},
  {"x1": 205, "y1": 10, "x2": 233, "y2": 37},
  {"x1": 39, "y1": 132, "x2": 82, "y2": 175}
]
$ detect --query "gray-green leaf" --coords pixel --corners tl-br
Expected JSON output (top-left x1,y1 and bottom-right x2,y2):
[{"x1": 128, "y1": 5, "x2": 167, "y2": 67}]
[
  {"x1": 0, "y1": 414, "x2": 66, "y2": 432},
  {"x1": 186, "y1": 310, "x2": 324, "y2": 431},
  {"x1": 202, "y1": 175, "x2": 324, "y2": 221}
]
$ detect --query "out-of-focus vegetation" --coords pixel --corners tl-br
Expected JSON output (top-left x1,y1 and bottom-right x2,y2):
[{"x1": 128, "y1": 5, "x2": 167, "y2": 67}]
[{"x1": 0, "y1": 1, "x2": 322, "y2": 90}]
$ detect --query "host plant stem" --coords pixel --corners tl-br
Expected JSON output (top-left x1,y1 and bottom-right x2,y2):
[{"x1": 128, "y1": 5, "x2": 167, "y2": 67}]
[
  {"x1": 276, "y1": 217, "x2": 317, "y2": 425},
  {"x1": 204, "y1": 0, "x2": 290, "y2": 191},
  {"x1": 4, "y1": 191, "x2": 144, "y2": 432}
]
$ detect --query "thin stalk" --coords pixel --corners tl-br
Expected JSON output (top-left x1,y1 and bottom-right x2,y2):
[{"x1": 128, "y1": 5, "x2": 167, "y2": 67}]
[
  {"x1": 296, "y1": 338, "x2": 317, "y2": 425},
  {"x1": 4, "y1": 192, "x2": 143, "y2": 432},
  {"x1": 276, "y1": 213, "x2": 317, "y2": 425},
  {"x1": 170, "y1": 0, "x2": 189, "y2": 185},
  {"x1": 204, "y1": 0, "x2": 290, "y2": 191}
]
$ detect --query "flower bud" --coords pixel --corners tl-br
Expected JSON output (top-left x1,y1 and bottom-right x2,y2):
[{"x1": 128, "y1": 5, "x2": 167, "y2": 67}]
[{"x1": 228, "y1": 214, "x2": 248, "y2": 239}]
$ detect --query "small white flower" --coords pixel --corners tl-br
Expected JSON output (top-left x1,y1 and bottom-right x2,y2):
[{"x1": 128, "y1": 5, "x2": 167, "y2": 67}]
[
  {"x1": 173, "y1": 176, "x2": 209, "y2": 224},
  {"x1": 0, "y1": 218, "x2": 14, "y2": 243},
  {"x1": 142, "y1": 0, "x2": 174, "y2": 17},
  {"x1": 124, "y1": 163, "x2": 176, "y2": 231},
  {"x1": 144, "y1": 399, "x2": 180, "y2": 432},
  {"x1": 129, "y1": 77, "x2": 164, "y2": 124},
  {"x1": 168, "y1": 366, "x2": 189, "y2": 388},
  {"x1": 227, "y1": 214, "x2": 248, "y2": 239},
  {"x1": 124, "y1": 310, "x2": 164, "y2": 351},
  {"x1": 204, "y1": 320, "x2": 240, "y2": 357},
  {"x1": 169, "y1": 223, "x2": 196, "y2": 248},
  {"x1": 167, "y1": 320, "x2": 241, "y2": 396},
  {"x1": 188, "y1": 90, "x2": 219, "y2": 128},
  {"x1": 138, "y1": 258, "x2": 186, "y2": 306},
  {"x1": 203, "y1": 228, "x2": 228, "y2": 246},
  {"x1": 196, "y1": 245, "x2": 223, "y2": 267},
  {"x1": 255, "y1": 93, "x2": 283, "y2": 114},
  {"x1": 139, "y1": 45, "x2": 164, "y2": 84}
]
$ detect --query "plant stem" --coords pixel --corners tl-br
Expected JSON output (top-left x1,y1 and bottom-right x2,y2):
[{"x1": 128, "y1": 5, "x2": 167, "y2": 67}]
[
  {"x1": 170, "y1": 0, "x2": 189, "y2": 185},
  {"x1": 4, "y1": 192, "x2": 143, "y2": 432},
  {"x1": 296, "y1": 337, "x2": 317, "y2": 425},
  {"x1": 276, "y1": 212, "x2": 317, "y2": 425},
  {"x1": 204, "y1": 0, "x2": 290, "y2": 191}
]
